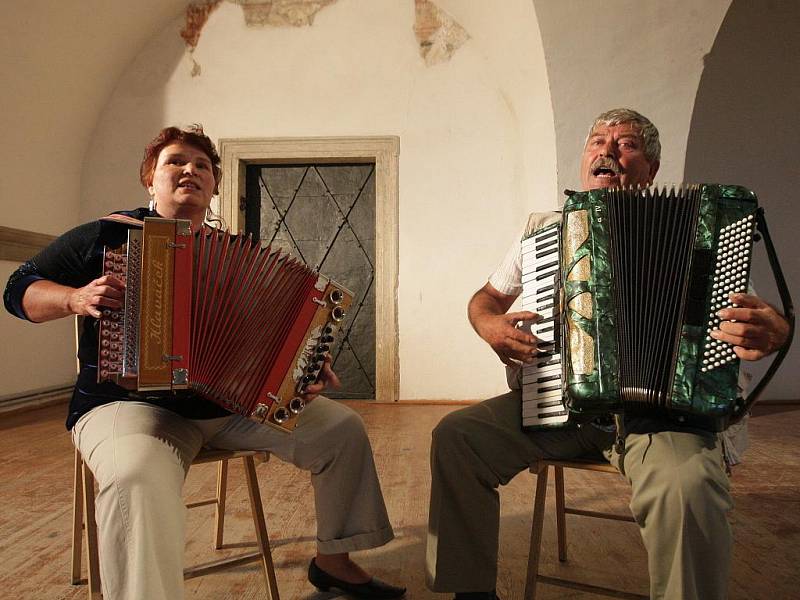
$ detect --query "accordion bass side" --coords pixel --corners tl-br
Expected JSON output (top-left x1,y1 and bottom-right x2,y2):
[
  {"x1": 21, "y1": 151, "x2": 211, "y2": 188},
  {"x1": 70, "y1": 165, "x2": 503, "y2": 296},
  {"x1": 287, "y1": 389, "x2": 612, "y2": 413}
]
[
  {"x1": 97, "y1": 217, "x2": 353, "y2": 432},
  {"x1": 521, "y1": 184, "x2": 794, "y2": 432}
]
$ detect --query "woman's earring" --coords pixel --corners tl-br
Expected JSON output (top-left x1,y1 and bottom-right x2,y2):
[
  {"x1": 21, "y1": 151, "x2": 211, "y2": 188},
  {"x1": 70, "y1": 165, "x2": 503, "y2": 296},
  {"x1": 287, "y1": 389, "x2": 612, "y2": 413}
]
[
  {"x1": 204, "y1": 205, "x2": 225, "y2": 229},
  {"x1": 148, "y1": 198, "x2": 156, "y2": 211}
]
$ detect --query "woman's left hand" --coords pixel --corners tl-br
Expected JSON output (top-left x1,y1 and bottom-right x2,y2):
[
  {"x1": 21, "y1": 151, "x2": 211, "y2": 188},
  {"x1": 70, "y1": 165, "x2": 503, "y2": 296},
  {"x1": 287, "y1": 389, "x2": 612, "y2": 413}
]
[
  {"x1": 712, "y1": 292, "x2": 791, "y2": 361},
  {"x1": 301, "y1": 355, "x2": 341, "y2": 403}
]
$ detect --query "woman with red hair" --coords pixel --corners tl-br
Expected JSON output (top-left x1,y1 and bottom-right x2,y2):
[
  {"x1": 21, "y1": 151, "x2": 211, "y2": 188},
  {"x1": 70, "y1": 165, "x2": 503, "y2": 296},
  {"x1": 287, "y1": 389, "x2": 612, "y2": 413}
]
[{"x1": 4, "y1": 125, "x2": 405, "y2": 600}]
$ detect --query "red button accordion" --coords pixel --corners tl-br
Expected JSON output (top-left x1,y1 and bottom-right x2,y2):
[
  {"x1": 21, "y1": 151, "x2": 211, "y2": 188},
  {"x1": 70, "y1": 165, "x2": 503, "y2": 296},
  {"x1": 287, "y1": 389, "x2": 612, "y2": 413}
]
[{"x1": 97, "y1": 217, "x2": 352, "y2": 431}]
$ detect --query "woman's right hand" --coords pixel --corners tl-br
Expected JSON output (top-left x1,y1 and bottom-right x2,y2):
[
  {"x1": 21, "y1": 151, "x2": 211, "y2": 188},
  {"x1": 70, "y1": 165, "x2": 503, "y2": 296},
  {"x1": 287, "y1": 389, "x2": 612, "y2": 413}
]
[{"x1": 68, "y1": 275, "x2": 125, "y2": 318}]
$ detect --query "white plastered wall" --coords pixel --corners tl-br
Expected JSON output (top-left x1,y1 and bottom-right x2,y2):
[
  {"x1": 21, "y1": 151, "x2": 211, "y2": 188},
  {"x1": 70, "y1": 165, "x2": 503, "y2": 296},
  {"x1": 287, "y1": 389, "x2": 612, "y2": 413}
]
[
  {"x1": 0, "y1": 1, "x2": 187, "y2": 398},
  {"x1": 533, "y1": 0, "x2": 732, "y2": 195},
  {"x1": 4, "y1": 0, "x2": 792, "y2": 403},
  {"x1": 80, "y1": 0, "x2": 557, "y2": 401}
]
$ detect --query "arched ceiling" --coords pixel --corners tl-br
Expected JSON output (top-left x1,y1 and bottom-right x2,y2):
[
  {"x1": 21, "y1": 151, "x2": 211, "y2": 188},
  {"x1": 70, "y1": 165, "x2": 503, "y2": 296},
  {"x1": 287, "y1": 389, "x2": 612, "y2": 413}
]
[
  {"x1": 0, "y1": 0, "x2": 188, "y2": 233},
  {"x1": 533, "y1": 0, "x2": 731, "y2": 196}
]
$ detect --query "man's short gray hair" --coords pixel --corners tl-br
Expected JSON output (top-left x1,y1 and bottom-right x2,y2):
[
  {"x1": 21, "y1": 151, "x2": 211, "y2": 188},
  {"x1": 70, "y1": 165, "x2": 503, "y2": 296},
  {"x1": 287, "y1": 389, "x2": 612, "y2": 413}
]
[{"x1": 587, "y1": 108, "x2": 661, "y2": 164}]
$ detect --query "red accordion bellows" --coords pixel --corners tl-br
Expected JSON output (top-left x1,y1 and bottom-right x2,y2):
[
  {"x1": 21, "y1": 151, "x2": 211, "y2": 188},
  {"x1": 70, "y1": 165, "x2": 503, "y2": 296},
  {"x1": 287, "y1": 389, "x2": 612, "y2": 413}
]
[{"x1": 98, "y1": 217, "x2": 352, "y2": 432}]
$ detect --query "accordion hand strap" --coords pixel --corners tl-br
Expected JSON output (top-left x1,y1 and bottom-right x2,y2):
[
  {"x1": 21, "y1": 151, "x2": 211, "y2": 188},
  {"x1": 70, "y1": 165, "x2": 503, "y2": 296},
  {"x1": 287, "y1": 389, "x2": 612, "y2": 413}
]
[
  {"x1": 99, "y1": 214, "x2": 145, "y2": 228},
  {"x1": 738, "y1": 208, "x2": 795, "y2": 419}
]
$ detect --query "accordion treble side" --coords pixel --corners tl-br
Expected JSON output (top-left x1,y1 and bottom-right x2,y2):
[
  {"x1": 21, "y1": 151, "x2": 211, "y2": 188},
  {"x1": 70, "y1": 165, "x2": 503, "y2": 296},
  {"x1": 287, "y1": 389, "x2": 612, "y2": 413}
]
[{"x1": 98, "y1": 217, "x2": 352, "y2": 432}]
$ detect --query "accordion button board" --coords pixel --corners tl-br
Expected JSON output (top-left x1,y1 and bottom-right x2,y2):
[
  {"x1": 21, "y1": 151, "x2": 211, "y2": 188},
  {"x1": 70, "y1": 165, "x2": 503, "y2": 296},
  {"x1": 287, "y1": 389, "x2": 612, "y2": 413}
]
[
  {"x1": 701, "y1": 214, "x2": 755, "y2": 372},
  {"x1": 97, "y1": 229, "x2": 142, "y2": 387}
]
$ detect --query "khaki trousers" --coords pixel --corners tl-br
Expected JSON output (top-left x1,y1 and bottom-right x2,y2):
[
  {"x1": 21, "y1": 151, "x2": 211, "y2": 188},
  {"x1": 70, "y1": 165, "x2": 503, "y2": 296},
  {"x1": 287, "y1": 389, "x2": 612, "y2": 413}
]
[
  {"x1": 72, "y1": 398, "x2": 393, "y2": 600},
  {"x1": 426, "y1": 391, "x2": 733, "y2": 600}
]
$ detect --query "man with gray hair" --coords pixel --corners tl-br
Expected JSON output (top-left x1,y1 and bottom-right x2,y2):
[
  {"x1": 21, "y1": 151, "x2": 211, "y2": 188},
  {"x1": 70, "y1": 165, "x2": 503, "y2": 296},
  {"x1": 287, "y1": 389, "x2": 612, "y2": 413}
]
[{"x1": 426, "y1": 108, "x2": 790, "y2": 600}]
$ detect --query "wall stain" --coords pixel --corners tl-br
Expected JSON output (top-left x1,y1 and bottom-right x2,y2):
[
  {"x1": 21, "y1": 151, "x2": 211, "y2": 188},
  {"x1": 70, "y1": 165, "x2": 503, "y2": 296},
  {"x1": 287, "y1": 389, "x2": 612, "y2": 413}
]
[{"x1": 413, "y1": 0, "x2": 470, "y2": 66}]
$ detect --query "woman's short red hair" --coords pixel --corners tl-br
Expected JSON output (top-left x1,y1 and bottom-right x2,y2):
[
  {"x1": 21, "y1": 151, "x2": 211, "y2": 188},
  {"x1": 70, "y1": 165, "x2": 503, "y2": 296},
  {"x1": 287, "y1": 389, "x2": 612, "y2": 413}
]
[{"x1": 139, "y1": 124, "x2": 222, "y2": 194}]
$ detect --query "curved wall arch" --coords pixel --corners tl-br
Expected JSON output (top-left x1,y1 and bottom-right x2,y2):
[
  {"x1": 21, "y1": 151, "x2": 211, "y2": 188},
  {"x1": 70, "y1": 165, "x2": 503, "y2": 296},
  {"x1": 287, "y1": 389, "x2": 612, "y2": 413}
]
[
  {"x1": 534, "y1": 0, "x2": 730, "y2": 196},
  {"x1": 0, "y1": 1, "x2": 185, "y2": 397},
  {"x1": 685, "y1": 0, "x2": 800, "y2": 399}
]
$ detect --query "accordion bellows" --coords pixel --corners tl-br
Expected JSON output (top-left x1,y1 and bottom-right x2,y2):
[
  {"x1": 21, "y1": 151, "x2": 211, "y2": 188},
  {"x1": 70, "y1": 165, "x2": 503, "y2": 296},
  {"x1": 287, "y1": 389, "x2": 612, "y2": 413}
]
[
  {"x1": 521, "y1": 184, "x2": 760, "y2": 432},
  {"x1": 98, "y1": 217, "x2": 352, "y2": 432}
]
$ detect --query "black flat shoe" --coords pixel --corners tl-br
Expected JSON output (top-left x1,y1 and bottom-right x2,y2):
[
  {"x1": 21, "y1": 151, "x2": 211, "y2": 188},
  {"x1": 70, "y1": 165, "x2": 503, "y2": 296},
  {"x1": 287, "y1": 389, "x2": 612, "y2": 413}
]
[{"x1": 308, "y1": 558, "x2": 406, "y2": 599}]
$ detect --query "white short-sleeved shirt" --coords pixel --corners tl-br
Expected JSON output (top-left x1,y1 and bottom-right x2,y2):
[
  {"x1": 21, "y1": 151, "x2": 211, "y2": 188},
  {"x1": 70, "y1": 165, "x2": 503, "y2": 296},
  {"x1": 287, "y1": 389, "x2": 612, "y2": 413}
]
[{"x1": 488, "y1": 211, "x2": 561, "y2": 297}]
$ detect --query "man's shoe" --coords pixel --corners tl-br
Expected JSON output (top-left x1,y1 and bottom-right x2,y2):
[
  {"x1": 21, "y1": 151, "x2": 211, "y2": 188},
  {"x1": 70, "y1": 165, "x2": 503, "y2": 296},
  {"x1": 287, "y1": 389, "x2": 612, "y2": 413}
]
[{"x1": 307, "y1": 558, "x2": 406, "y2": 599}]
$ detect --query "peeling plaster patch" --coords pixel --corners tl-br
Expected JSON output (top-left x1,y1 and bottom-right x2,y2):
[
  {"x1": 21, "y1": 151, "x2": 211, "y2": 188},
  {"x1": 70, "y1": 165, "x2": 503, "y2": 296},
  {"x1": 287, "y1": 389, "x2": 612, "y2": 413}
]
[
  {"x1": 180, "y1": 0, "x2": 337, "y2": 77},
  {"x1": 230, "y1": 0, "x2": 336, "y2": 28},
  {"x1": 181, "y1": 0, "x2": 223, "y2": 49},
  {"x1": 189, "y1": 59, "x2": 202, "y2": 77},
  {"x1": 413, "y1": 0, "x2": 469, "y2": 66},
  {"x1": 181, "y1": 0, "x2": 223, "y2": 76}
]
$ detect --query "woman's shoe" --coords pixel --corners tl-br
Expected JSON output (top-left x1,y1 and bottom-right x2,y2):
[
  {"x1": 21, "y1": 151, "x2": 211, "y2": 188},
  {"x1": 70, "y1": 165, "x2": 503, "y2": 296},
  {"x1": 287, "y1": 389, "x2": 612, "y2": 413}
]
[{"x1": 307, "y1": 558, "x2": 406, "y2": 599}]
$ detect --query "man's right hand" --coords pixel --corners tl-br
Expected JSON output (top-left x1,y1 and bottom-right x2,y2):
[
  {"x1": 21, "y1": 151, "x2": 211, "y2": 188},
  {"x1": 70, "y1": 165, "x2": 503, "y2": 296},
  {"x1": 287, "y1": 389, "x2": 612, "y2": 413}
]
[
  {"x1": 473, "y1": 310, "x2": 541, "y2": 365},
  {"x1": 468, "y1": 283, "x2": 542, "y2": 365}
]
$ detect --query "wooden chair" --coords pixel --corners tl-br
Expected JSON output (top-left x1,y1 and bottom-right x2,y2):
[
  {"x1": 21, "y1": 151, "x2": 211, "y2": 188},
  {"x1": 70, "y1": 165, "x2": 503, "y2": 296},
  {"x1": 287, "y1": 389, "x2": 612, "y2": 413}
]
[
  {"x1": 524, "y1": 459, "x2": 648, "y2": 600},
  {"x1": 69, "y1": 318, "x2": 279, "y2": 598},
  {"x1": 71, "y1": 447, "x2": 280, "y2": 599}
]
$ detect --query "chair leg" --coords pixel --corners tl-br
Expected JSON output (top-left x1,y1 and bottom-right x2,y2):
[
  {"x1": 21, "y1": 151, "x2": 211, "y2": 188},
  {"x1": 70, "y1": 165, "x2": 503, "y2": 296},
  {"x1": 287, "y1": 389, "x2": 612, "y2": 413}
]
[
  {"x1": 554, "y1": 466, "x2": 567, "y2": 562},
  {"x1": 524, "y1": 463, "x2": 549, "y2": 600},
  {"x1": 71, "y1": 450, "x2": 84, "y2": 585},
  {"x1": 213, "y1": 459, "x2": 229, "y2": 549},
  {"x1": 82, "y1": 461, "x2": 102, "y2": 599},
  {"x1": 243, "y1": 456, "x2": 280, "y2": 600}
]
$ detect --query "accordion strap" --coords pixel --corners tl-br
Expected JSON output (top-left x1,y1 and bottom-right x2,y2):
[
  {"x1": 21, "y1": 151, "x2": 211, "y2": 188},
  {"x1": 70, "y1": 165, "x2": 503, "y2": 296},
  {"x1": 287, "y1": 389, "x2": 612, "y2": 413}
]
[
  {"x1": 738, "y1": 208, "x2": 795, "y2": 420},
  {"x1": 99, "y1": 214, "x2": 145, "y2": 228}
]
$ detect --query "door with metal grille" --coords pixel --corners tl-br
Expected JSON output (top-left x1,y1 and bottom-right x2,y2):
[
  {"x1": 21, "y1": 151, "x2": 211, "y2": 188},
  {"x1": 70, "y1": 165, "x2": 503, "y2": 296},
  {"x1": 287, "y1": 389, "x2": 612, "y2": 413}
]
[{"x1": 245, "y1": 164, "x2": 376, "y2": 400}]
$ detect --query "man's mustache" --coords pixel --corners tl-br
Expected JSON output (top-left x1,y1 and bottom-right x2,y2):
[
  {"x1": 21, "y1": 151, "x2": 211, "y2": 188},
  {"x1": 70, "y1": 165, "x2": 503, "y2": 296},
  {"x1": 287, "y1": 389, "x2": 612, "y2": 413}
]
[{"x1": 590, "y1": 156, "x2": 622, "y2": 175}]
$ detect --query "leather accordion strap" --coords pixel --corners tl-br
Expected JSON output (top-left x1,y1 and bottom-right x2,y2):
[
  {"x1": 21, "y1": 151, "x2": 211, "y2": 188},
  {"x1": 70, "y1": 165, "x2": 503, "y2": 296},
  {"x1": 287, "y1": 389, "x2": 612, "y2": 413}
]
[{"x1": 100, "y1": 214, "x2": 145, "y2": 228}]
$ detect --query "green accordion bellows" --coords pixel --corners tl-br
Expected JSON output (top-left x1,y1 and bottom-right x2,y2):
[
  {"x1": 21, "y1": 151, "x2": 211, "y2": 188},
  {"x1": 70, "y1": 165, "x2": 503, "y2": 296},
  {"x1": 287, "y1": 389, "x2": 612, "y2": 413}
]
[{"x1": 557, "y1": 184, "x2": 758, "y2": 431}]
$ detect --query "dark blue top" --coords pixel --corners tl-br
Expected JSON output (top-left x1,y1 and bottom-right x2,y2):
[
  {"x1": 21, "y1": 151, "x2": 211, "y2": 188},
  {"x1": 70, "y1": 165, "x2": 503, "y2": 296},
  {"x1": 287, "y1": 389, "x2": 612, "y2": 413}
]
[{"x1": 3, "y1": 208, "x2": 230, "y2": 429}]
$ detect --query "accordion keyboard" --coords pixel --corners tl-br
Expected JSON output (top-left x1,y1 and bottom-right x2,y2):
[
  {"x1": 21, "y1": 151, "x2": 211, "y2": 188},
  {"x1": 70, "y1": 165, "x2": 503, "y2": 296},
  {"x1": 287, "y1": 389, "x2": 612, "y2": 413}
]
[{"x1": 520, "y1": 226, "x2": 569, "y2": 428}]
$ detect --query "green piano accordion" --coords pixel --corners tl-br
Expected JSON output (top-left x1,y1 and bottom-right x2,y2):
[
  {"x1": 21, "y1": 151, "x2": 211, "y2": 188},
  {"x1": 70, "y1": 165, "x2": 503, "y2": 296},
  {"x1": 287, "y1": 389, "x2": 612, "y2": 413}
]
[{"x1": 521, "y1": 184, "x2": 760, "y2": 432}]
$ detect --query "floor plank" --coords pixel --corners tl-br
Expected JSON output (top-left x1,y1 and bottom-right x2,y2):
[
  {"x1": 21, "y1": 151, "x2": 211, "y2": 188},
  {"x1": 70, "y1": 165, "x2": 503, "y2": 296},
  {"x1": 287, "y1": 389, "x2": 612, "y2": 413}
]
[{"x1": 0, "y1": 402, "x2": 797, "y2": 599}]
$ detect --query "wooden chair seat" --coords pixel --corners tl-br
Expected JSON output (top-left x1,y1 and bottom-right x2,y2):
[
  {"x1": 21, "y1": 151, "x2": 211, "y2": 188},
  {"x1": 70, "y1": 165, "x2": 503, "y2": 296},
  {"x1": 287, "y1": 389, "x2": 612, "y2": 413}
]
[
  {"x1": 524, "y1": 458, "x2": 647, "y2": 600},
  {"x1": 71, "y1": 446, "x2": 279, "y2": 599}
]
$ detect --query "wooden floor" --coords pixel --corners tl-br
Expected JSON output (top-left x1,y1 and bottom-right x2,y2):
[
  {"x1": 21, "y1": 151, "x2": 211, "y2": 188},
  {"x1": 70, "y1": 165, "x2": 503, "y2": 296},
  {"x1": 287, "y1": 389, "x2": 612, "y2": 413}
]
[{"x1": 0, "y1": 401, "x2": 797, "y2": 599}]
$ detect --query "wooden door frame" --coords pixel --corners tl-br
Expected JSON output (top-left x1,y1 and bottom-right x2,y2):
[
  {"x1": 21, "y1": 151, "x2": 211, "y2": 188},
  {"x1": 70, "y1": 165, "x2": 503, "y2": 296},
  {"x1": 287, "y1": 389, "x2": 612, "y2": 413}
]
[{"x1": 218, "y1": 136, "x2": 400, "y2": 403}]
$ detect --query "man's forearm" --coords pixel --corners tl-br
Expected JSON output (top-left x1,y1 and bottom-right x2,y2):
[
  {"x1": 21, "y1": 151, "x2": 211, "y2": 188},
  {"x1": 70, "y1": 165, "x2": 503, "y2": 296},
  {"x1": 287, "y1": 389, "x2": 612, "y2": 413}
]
[
  {"x1": 468, "y1": 290, "x2": 507, "y2": 337},
  {"x1": 467, "y1": 284, "x2": 535, "y2": 363}
]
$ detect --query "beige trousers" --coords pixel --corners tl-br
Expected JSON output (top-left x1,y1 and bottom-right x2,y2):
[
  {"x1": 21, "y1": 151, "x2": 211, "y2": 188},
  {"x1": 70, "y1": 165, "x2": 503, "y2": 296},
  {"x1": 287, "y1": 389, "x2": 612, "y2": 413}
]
[
  {"x1": 426, "y1": 391, "x2": 733, "y2": 600},
  {"x1": 72, "y1": 398, "x2": 393, "y2": 600}
]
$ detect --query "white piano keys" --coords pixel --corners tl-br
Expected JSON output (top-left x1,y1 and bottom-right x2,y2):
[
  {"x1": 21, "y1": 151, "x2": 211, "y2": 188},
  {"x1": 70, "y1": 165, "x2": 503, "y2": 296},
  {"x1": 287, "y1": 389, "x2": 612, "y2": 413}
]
[{"x1": 520, "y1": 225, "x2": 569, "y2": 428}]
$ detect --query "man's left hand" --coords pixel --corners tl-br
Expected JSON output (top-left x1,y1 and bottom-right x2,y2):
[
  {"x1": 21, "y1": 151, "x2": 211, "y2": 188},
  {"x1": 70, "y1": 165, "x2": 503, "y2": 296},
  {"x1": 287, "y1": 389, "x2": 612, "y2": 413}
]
[
  {"x1": 301, "y1": 355, "x2": 341, "y2": 403},
  {"x1": 712, "y1": 292, "x2": 791, "y2": 361}
]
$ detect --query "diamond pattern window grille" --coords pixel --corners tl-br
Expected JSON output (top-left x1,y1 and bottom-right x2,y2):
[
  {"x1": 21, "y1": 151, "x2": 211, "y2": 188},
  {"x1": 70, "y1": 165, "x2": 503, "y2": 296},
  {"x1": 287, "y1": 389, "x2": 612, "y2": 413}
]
[{"x1": 245, "y1": 164, "x2": 376, "y2": 400}]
